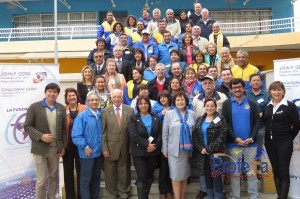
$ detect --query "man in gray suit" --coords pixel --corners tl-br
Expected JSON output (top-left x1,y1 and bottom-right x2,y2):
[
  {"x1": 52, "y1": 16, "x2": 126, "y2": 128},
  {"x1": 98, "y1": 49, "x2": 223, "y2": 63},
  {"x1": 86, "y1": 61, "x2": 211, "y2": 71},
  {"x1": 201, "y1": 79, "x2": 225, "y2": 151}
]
[
  {"x1": 24, "y1": 83, "x2": 66, "y2": 199},
  {"x1": 102, "y1": 89, "x2": 134, "y2": 199}
]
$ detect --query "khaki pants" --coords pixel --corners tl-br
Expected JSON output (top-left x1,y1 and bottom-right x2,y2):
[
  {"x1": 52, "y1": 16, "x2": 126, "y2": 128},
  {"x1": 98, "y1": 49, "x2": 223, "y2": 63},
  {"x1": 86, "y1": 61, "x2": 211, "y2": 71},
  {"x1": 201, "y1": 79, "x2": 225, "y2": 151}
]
[{"x1": 33, "y1": 146, "x2": 59, "y2": 199}]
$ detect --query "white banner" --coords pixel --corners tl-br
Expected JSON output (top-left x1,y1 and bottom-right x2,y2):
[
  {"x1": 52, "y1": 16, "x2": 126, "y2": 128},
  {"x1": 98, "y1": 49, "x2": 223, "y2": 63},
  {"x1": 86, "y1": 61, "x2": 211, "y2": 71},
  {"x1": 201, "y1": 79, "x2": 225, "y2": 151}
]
[
  {"x1": 0, "y1": 63, "x2": 59, "y2": 198},
  {"x1": 273, "y1": 58, "x2": 300, "y2": 198}
]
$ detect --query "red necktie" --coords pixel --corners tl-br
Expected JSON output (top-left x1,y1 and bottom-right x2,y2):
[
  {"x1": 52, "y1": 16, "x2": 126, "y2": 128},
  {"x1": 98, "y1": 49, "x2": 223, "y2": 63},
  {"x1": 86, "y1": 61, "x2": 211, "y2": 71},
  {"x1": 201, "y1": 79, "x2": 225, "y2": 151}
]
[{"x1": 115, "y1": 107, "x2": 121, "y2": 127}]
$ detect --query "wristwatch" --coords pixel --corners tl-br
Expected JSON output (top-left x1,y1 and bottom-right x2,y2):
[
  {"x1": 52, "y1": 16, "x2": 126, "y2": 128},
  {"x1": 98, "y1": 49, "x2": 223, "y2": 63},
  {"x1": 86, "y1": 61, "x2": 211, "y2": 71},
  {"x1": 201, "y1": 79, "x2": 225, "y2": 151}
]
[{"x1": 249, "y1": 138, "x2": 254, "y2": 143}]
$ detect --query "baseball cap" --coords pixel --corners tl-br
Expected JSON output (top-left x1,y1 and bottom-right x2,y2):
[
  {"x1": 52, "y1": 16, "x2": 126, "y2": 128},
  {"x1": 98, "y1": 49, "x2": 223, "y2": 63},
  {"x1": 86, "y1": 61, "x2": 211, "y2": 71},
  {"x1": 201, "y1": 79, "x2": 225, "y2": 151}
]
[
  {"x1": 202, "y1": 75, "x2": 214, "y2": 81},
  {"x1": 141, "y1": 29, "x2": 150, "y2": 35}
]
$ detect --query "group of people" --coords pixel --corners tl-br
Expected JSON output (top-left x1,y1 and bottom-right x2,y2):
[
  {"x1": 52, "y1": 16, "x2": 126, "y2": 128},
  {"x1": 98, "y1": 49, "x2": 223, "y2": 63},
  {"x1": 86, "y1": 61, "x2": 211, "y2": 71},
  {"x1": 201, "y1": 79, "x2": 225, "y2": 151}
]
[{"x1": 23, "y1": 3, "x2": 300, "y2": 199}]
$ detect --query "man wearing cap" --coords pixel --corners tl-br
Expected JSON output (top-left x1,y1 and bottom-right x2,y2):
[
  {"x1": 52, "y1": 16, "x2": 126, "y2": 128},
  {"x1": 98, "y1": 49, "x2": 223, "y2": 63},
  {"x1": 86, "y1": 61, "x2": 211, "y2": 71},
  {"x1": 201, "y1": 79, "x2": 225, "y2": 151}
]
[
  {"x1": 132, "y1": 29, "x2": 158, "y2": 60},
  {"x1": 165, "y1": 9, "x2": 181, "y2": 41},
  {"x1": 89, "y1": 51, "x2": 106, "y2": 76},
  {"x1": 192, "y1": 75, "x2": 227, "y2": 199}
]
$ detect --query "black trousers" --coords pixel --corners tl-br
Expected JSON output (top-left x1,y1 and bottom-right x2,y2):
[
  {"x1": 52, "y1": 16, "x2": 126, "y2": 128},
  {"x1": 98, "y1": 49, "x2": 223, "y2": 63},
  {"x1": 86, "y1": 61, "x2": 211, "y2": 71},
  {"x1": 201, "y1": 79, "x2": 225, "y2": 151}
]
[
  {"x1": 204, "y1": 155, "x2": 223, "y2": 193},
  {"x1": 265, "y1": 137, "x2": 293, "y2": 198},
  {"x1": 133, "y1": 155, "x2": 158, "y2": 187},
  {"x1": 62, "y1": 139, "x2": 81, "y2": 199},
  {"x1": 158, "y1": 154, "x2": 173, "y2": 195}
]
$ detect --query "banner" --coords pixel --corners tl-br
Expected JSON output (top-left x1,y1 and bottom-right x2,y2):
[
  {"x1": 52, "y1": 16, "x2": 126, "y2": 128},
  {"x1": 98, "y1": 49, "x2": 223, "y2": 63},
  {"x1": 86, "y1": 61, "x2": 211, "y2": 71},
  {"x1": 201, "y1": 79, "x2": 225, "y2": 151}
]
[
  {"x1": 273, "y1": 58, "x2": 300, "y2": 198},
  {"x1": 0, "y1": 63, "x2": 59, "y2": 198}
]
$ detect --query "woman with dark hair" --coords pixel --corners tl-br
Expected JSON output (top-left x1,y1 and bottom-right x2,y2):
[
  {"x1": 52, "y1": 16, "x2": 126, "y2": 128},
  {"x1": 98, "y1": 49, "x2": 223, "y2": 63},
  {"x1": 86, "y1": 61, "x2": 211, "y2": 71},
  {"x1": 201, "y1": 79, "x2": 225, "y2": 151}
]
[
  {"x1": 87, "y1": 38, "x2": 112, "y2": 65},
  {"x1": 168, "y1": 49, "x2": 187, "y2": 76},
  {"x1": 124, "y1": 67, "x2": 148, "y2": 105},
  {"x1": 129, "y1": 48, "x2": 149, "y2": 74},
  {"x1": 263, "y1": 81, "x2": 300, "y2": 199},
  {"x1": 180, "y1": 33, "x2": 199, "y2": 66},
  {"x1": 183, "y1": 67, "x2": 202, "y2": 98},
  {"x1": 192, "y1": 99, "x2": 227, "y2": 199},
  {"x1": 152, "y1": 90, "x2": 174, "y2": 199},
  {"x1": 63, "y1": 88, "x2": 87, "y2": 199},
  {"x1": 162, "y1": 91, "x2": 196, "y2": 199},
  {"x1": 190, "y1": 50, "x2": 208, "y2": 72},
  {"x1": 179, "y1": 10, "x2": 194, "y2": 33},
  {"x1": 128, "y1": 95, "x2": 162, "y2": 199},
  {"x1": 139, "y1": 8, "x2": 152, "y2": 28},
  {"x1": 143, "y1": 55, "x2": 158, "y2": 82},
  {"x1": 77, "y1": 66, "x2": 94, "y2": 104},
  {"x1": 205, "y1": 43, "x2": 220, "y2": 66},
  {"x1": 106, "y1": 22, "x2": 125, "y2": 51},
  {"x1": 88, "y1": 75, "x2": 110, "y2": 110},
  {"x1": 124, "y1": 15, "x2": 137, "y2": 35}
]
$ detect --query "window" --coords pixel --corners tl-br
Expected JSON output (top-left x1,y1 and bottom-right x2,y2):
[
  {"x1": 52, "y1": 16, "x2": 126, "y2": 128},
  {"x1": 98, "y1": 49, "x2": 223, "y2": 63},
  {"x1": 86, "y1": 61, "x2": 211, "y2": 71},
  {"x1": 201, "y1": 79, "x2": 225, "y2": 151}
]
[{"x1": 13, "y1": 12, "x2": 97, "y2": 28}]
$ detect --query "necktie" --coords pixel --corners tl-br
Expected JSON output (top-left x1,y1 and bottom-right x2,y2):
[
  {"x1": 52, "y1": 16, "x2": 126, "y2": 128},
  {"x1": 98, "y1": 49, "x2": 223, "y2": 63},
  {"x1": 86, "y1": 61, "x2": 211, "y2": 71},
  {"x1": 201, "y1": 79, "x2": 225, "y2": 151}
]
[
  {"x1": 97, "y1": 65, "x2": 101, "y2": 74},
  {"x1": 117, "y1": 60, "x2": 122, "y2": 72},
  {"x1": 115, "y1": 107, "x2": 121, "y2": 127}
]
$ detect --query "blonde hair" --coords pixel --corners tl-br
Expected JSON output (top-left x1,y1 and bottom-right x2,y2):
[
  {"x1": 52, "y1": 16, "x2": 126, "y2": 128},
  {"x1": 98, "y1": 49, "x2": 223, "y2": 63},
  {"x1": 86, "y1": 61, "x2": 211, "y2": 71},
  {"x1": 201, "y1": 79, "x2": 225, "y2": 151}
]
[{"x1": 81, "y1": 66, "x2": 94, "y2": 85}]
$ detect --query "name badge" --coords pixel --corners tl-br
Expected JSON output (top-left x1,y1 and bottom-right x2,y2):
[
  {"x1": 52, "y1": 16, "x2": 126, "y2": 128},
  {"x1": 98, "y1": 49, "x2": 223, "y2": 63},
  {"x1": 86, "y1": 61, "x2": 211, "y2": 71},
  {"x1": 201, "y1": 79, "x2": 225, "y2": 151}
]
[
  {"x1": 257, "y1": 98, "x2": 264, "y2": 103},
  {"x1": 148, "y1": 47, "x2": 153, "y2": 54},
  {"x1": 213, "y1": 117, "x2": 221, "y2": 124},
  {"x1": 66, "y1": 110, "x2": 70, "y2": 115},
  {"x1": 125, "y1": 51, "x2": 131, "y2": 54}
]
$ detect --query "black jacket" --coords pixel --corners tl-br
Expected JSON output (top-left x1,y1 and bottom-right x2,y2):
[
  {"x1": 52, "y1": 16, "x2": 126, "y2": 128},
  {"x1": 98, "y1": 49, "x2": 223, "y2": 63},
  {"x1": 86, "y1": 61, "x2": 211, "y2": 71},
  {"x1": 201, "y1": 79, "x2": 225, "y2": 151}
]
[
  {"x1": 87, "y1": 48, "x2": 112, "y2": 65},
  {"x1": 263, "y1": 100, "x2": 300, "y2": 140},
  {"x1": 192, "y1": 112, "x2": 227, "y2": 175},
  {"x1": 222, "y1": 97, "x2": 260, "y2": 143},
  {"x1": 215, "y1": 83, "x2": 231, "y2": 98},
  {"x1": 89, "y1": 62, "x2": 106, "y2": 76},
  {"x1": 148, "y1": 77, "x2": 171, "y2": 101},
  {"x1": 197, "y1": 18, "x2": 216, "y2": 40},
  {"x1": 128, "y1": 113, "x2": 162, "y2": 157}
]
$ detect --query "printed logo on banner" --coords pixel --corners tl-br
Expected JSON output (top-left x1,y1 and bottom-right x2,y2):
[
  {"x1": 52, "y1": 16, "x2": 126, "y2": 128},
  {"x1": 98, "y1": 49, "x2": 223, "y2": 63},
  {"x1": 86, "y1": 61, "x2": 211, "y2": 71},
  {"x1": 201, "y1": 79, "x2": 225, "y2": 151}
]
[
  {"x1": 211, "y1": 147, "x2": 270, "y2": 178},
  {"x1": 5, "y1": 113, "x2": 30, "y2": 145},
  {"x1": 33, "y1": 72, "x2": 47, "y2": 83},
  {"x1": 291, "y1": 98, "x2": 300, "y2": 117}
]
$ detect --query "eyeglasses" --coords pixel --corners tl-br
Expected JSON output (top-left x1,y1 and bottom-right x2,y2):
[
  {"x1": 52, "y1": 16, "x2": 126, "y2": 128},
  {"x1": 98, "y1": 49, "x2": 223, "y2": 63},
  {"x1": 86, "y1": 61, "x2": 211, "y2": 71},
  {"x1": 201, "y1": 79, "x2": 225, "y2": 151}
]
[
  {"x1": 231, "y1": 86, "x2": 243, "y2": 90},
  {"x1": 94, "y1": 56, "x2": 103, "y2": 58}
]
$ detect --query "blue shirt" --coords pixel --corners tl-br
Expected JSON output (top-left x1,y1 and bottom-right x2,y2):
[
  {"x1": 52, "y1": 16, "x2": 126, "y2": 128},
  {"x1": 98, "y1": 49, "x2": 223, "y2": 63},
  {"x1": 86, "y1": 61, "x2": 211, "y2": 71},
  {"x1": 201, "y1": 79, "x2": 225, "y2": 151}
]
[
  {"x1": 41, "y1": 98, "x2": 57, "y2": 112},
  {"x1": 201, "y1": 120, "x2": 211, "y2": 146},
  {"x1": 141, "y1": 115, "x2": 152, "y2": 135},
  {"x1": 230, "y1": 96, "x2": 252, "y2": 147}
]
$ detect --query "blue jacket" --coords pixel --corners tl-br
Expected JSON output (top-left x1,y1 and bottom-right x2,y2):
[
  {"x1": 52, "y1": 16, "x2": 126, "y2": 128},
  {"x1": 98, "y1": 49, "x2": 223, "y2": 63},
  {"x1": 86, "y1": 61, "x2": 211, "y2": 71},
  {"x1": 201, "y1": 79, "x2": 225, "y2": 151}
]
[
  {"x1": 183, "y1": 81, "x2": 203, "y2": 98},
  {"x1": 158, "y1": 42, "x2": 179, "y2": 65},
  {"x1": 132, "y1": 41, "x2": 159, "y2": 59},
  {"x1": 97, "y1": 21, "x2": 116, "y2": 39},
  {"x1": 152, "y1": 102, "x2": 174, "y2": 122},
  {"x1": 143, "y1": 68, "x2": 156, "y2": 82},
  {"x1": 72, "y1": 108, "x2": 102, "y2": 158}
]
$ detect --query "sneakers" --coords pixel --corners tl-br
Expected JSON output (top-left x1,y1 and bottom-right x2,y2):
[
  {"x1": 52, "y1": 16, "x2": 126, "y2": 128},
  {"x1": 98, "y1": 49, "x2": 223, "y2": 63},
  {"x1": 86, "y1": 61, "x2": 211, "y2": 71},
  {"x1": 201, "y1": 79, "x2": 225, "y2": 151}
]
[{"x1": 195, "y1": 191, "x2": 207, "y2": 199}]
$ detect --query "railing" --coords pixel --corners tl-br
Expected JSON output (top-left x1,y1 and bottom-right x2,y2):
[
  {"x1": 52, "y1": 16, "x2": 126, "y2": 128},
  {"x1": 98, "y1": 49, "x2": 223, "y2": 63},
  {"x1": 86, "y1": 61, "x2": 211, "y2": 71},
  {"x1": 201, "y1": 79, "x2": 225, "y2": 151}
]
[{"x1": 0, "y1": 17, "x2": 299, "y2": 42}]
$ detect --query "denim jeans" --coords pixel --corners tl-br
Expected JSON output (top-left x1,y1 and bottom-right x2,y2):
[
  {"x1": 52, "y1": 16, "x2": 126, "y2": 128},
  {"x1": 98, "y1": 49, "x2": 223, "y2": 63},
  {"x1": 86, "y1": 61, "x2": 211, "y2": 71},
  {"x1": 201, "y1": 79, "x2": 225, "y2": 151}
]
[{"x1": 80, "y1": 156, "x2": 101, "y2": 199}]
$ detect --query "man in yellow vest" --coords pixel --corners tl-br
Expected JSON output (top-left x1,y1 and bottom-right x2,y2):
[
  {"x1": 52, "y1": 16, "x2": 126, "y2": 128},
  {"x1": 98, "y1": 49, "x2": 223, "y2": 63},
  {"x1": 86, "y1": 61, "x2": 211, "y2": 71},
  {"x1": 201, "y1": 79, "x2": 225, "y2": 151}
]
[{"x1": 97, "y1": 11, "x2": 116, "y2": 39}]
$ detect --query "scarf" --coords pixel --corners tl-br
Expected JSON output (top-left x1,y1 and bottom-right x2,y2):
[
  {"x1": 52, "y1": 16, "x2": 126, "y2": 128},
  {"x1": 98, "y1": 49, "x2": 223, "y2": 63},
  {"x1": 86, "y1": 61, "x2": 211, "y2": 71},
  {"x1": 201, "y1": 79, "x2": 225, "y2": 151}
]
[
  {"x1": 175, "y1": 108, "x2": 193, "y2": 151},
  {"x1": 104, "y1": 72, "x2": 122, "y2": 91},
  {"x1": 184, "y1": 79, "x2": 195, "y2": 96},
  {"x1": 209, "y1": 31, "x2": 224, "y2": 54}
]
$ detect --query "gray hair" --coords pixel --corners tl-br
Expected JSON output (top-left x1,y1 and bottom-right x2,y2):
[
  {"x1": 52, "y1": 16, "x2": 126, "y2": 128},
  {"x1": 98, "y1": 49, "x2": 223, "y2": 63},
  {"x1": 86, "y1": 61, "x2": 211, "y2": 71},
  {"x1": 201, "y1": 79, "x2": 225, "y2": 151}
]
[
  {"x1": 153, "y1": 8, "x2": 161, "y2": 15},
  {"x1": 155, "y1": 63, "x2": 166, "y2": 70},
  {"x1": 87, "y1": 91, "x2": 98, "y2": 100},
  {"x1": 113, "y1": 45, "x2": 123, "y2": 52},
  {"x1": 236, "y1": 49, "x2": 249, "y2": 57},
  {"x1": 111, "y1": 89, "x2": 123, "y2": 97},
  {"x1": 219, "y1": 47, "x2": 230, "y2": 54},
  {"x1": 201, "y1": 8, "x2": 209, "y2": 14},
  {"x1": 166, "y1": 9, "x2": 174, "y2": 14}
]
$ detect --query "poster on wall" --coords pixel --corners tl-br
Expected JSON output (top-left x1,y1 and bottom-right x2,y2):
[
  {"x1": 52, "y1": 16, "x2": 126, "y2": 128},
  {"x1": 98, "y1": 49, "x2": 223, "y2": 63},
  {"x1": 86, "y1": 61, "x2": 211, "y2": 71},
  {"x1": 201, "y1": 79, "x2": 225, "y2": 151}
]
[
  {"x1": 0, "y1": 63, "x2": 59, "y2": 198},
  {"x1": 273, "y1": 58, "x2": 300, "y2": 198}
]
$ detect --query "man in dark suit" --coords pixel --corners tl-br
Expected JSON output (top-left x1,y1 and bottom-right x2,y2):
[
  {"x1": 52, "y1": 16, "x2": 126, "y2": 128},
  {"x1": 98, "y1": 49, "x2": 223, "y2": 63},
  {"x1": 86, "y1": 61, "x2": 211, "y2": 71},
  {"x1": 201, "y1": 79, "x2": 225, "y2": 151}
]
[
  {"x1": 112, "y1": 45, "x2": 131, "y2": 81},
  {"x1": 102, "y1": 89, "x2": 134, "y2": 199},
  {"x1": 89, "y1": 51, "x2": 106, "y2": 76},
  {"x1": 148, "y1": 63, "x2": 170, "y2": 101}
]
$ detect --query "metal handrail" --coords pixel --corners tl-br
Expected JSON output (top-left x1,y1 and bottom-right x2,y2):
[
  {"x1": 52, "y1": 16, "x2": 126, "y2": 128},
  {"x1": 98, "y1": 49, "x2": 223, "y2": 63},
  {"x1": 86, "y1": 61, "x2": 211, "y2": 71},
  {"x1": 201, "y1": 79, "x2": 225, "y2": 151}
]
[{"x1": 0, "y1": 17, "x2": 299, "y2": 42}]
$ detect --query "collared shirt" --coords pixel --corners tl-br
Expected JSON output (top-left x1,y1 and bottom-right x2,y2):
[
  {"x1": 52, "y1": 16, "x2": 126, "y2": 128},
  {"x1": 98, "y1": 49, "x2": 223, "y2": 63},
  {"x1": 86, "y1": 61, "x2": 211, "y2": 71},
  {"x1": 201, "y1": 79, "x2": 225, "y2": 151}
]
[
  {"x1": 113, "y1": 104, "x2": 123, "y2": 118},
  {"x1": 231, "y1": 96, "x2": 251, "y2": 142},
  {"x1": 246, "y1": 88, "x2": 270, "y2": 113},
  {"x1": 267, "y1": 98, "x2": 288, "y2": 114},
  {"x1": 89, "y1": 107, "x2": 98, "y2": 119},
  {"x1": 41, "y1": 98, "x2": 57, "y2": 112}
]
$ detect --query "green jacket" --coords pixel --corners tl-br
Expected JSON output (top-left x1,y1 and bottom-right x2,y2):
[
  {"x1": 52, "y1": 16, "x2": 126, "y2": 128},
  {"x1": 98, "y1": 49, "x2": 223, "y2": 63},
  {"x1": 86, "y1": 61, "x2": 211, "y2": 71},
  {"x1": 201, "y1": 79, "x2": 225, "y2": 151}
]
[{"x1": 24, "y1": 101, "x2": 66, "y2": 155}]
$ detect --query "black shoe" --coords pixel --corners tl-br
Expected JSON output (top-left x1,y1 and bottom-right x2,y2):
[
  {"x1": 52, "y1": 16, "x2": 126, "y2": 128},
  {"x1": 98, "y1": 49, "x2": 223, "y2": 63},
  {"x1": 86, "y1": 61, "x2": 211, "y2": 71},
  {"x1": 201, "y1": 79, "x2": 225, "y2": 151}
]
[{"x1": 195, "y1": 191, "x2": 207, "y2": 199}]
